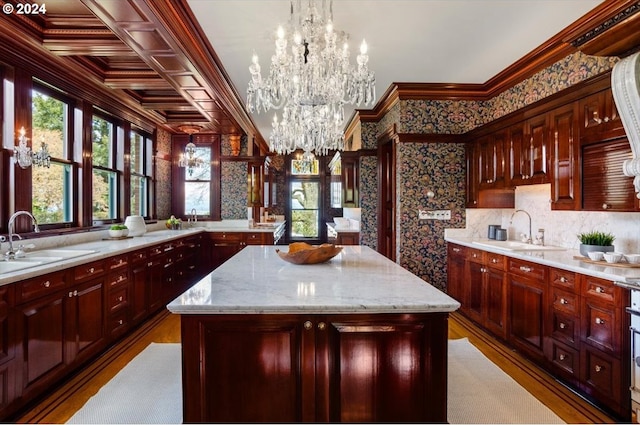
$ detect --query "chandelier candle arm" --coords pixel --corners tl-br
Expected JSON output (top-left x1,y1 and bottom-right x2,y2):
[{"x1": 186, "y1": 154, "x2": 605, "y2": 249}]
[{"x1": 247, "y1": 0, "x2": 375, "y2": 158}]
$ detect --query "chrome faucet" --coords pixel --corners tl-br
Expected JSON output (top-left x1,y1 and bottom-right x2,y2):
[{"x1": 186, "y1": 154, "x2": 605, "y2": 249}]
[
  {"x1": 189, "y1": 208, "x2": 197, "y2": 226},
  {"x1": 509, "y1": 209, "x2": 532, "y2": 244},
  {"x1": 5, "y1": 211, "x2": 40, "y2": 260}
]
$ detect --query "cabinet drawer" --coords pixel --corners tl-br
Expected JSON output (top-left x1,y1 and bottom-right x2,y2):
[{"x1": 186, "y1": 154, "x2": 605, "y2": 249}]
[
  {"x1": 485, "y1": 252, "x2": 505, "y2": 270},
  {"x1": 550, "y1": 268, "x2": 577, "y2": 292},
  {"x1": 245, "y1": 232, "x2": 268, "y2": 245},
  {"x1": 582, "y1": 275, "x2": 617, "y2": 304},
  {"x1": 17, "y1": 271, "x2": 66, "y2": 303},
  {"x1": 130, "y1": 249, "x2": 147, "y2": 264},
  {"x1": 149, "y1": 244, "x2": 164, "y2": 257},
  {"x1": 210, "y1": 232, "x2": 243, "y2": 244},
  {"x1": 73, "y1": 260, "x2": 106, "y2": 282},
  {"x1": 108, "y1": 270, "x2": 129, "y2": 288},
  {"x1": 551, "y1": 310, "x2": 579, "y2": 346},
  {"x1": 108, "y1": 310, "x2": 129, "y2": 335},
  {"x1": 551, "y1": 288, "x2": 579, "y2": 316},
  {"x1": 447, "y1": 244, "x2": 466, "y2": 257},
  {"x1": 107, "y1": 254, "x2": 128, "y2": 271},
  {"x1": 549, "y1": 340, "x2": 579, "y2": 377},
  {"x1": 466, "y1": 248, "x2": 484, "y2": 263},
  {"x1": 582, "y1": 299, "x2": 618, "y2": 355},
  {"x1": 582, "y1": 346, "x2": 621, "y2": 402},
  {"x1": 507, "y1": 258, "x2": 546, "y2": 280},
  {"x1": 108, "y1": 287, "x2": 128, "y2": 312}
]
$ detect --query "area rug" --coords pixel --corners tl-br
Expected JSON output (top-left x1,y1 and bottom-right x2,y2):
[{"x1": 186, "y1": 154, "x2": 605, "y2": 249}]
[{"x1": 67, "y1": 339, "x2": 564, "y2": 424}]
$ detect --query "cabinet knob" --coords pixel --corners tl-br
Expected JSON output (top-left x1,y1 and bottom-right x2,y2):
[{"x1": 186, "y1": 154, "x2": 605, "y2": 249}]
[
  {"x1": 317, "y1": 322, "x2": 326, "y2": 330},
  {"x1": 559, "y1": 322, "x2": 566, "y2": 329},
  {"x1": 303, "y1": 321, "x2": 313, "y2": 330},
  {"x1": 89, "y1": 267, "x2": 95, "y2": 273},
  {"x1": 602, "y1": 203, "x2": 609, "y2": 210},
  {"x1": 560, "y1": 298, "x2": 568, "y2": 305},
  {"x1": 491, "y1": 258, "x2": 498, "y2": 263},
  {"x1": 595, "y1": 317, "x2": 605, "y2": 325},
  {"x1": 453, "y1": 248, "x2": 461, "y2": 253},
  {"x1": 472, "y1": 253, "x2": 478, "y2": 258},
  {"x1": 559, "y1": 354, "x2": 566, "y2": 361},
  {"x1": 118, "y1": 319, "x2": 124, "y2": 325},
  {"x1": 594, "y1": 365, "x2": 602, "y2": 373},
  {"x1": 118, "y1": 296, "x2": 123, "y2": 302},
  {"x1": 595, "y1": 286, "x2": 605, "y2": 293},
  {"x1": 43, "y1": 280, "x2": 50, "y2": 288},
  {"x1": 603, "y1": 116, "x2": 610, "y2": 123},
  {"x1": 559, "y1": 277, "x2": 567, "y2": 283},
  {"x1": 519, "y1": 266, "x2": 532, "y2": 273}
]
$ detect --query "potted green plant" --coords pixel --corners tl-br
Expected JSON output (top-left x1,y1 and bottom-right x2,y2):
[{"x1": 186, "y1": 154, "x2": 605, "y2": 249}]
[
  {"x1": 577, "y1": 231, "x2": 615, "y2": 257},
  {"x1": 108, "y1": 224, "x2": 129, "y2": 238}
]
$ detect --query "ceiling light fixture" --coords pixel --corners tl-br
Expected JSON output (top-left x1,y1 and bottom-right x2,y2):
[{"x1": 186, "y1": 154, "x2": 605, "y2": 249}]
[
  {"x1": 247, "y1": 0, "x2": 375, "y2": 160},
  {"x1": 177, "y1": 125, "x2": 204, "y2": 176}
]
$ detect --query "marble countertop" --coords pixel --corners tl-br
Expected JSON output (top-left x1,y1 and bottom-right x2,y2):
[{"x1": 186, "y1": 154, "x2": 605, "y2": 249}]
[
  {"x1": 445, "y1": 236, "x2": 640, "y2": 285},
  {"x1": 167, "y1": 245, "x2": 460, "y2": 315},
  {"x1": 0, "y1": 220, "x2": 286, "y2": 286}
]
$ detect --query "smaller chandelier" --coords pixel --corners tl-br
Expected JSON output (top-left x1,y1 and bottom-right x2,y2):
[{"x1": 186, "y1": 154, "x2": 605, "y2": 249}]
[
  {"x1": 177, "y1": 125, "x2": 204, "y2": 176},
  {"x1": 14, "y1": 127, "x2": 51, "y2": 168}
]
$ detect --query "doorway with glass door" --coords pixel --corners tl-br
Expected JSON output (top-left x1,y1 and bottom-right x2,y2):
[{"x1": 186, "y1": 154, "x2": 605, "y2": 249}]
[{"x1": 288, "y1": 155, "x2": 323, "y2": 244}]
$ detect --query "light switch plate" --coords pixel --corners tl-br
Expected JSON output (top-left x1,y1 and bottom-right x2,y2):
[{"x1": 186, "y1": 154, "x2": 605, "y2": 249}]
[{"x1": 418, "y1": 209, "x2": 451, "y2": 220}]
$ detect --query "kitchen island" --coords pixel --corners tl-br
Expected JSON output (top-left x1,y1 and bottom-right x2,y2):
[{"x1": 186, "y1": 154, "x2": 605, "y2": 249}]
[{"x1": 167, "y1": 245, "x2": 460, "y2": 423}]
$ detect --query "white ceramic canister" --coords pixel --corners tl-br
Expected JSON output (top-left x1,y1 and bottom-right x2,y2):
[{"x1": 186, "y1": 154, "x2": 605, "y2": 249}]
[{"x1": 124, "y1": 215, "x2": 147, "y2": 236}]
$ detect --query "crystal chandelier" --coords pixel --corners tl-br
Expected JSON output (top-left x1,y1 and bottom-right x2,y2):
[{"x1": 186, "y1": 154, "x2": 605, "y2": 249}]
[
  {"x1": 247, "y1": 0, "x2": 375, "y2": 160},
  {"x1": 177, "y1": 125, "x2": 204, "y2": 176},
  {"x1": 14, "y1": 127, "x2": 51, "y2": 168}
]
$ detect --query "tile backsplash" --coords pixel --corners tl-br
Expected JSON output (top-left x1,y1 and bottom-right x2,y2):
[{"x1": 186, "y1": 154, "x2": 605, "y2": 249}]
[{"x1": 446, "y1": 183, "x2": 640, "y2": 254}]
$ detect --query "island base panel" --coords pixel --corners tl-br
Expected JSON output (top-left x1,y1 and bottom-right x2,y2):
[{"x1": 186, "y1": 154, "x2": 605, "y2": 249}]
[{"x1": 180, "y1": 313, "x2": 449, "y2": 423}]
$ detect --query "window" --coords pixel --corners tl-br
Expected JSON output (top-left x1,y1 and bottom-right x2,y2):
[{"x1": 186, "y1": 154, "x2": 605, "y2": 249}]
[
  {"x1": 184, "y1": 145, "x2": 212, "y2": 216},
  {"x1": 130, "y1": 130, "x2": 152, "y2": 217},
  {"x1": 290, "y1": 156, "x2": 321, "y2": 239},
  {"x1": 31, "y1": 87, "x2": 73, "y2": 226},
  {"x1": 92, "y1": 114, "x2": 119, "y2": 222}
]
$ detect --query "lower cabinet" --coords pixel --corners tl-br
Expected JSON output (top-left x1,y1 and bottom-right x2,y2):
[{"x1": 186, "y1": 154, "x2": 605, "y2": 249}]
[
  {"x1": 447, "y1": 243, "x2": 630, "y2": 420},
  {"x1": 180, "y1": 313, "x2": 449, "y2": 423},
  {"x1": 209, "y1": 231, "x2": 277, "y2": 269}
]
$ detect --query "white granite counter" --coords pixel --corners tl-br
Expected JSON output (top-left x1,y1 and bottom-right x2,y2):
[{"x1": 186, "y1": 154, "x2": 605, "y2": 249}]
[
  {"x1": 0, "y1": 220, "x2": 285, "y2": 286},
  {"x1": 446, "y1": 236, "x2": 640, "y2": 285},
  {"x1": 167, "y1": 245, "x2": 460, "y2": 315}
]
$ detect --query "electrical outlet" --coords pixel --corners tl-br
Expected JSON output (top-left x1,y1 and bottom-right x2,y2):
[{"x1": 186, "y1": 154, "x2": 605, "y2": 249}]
[{"x1": 418, "y1": 209, "x2": 451, "y2": 220}]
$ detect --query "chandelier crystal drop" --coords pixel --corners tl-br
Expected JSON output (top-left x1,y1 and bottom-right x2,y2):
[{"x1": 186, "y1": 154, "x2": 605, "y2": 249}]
[{"x1": 247, "y1": 0, "x2": 375, "y2": 159}]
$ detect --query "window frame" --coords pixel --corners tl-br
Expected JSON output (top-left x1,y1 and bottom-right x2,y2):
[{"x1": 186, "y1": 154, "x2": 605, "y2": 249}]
[{"x1": 91, "y1": 111, "x2": 122, "y2": 225}]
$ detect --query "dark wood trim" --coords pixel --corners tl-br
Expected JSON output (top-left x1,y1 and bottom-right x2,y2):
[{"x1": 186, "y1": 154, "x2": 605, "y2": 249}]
[
  {"x1": 80, "y1": 102, "x2": 93, "y2": 228},
  {"x1": 13, "y1": 70, "x2": 33, "y2": 221}
]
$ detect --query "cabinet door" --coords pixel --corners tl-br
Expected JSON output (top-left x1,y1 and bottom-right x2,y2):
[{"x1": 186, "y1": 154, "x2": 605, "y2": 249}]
[
  {"x1": 477, "y1": 135, "x2": 494, "y2": 189},
  {"x1": 465, "y1": 143, "x2": 479, "y2": 208},
  {"x1": 66, "y1": 278, "x2": 105, "y2": 364},
  {"x1": 465, "y1": 261, "x2": 484, "y2": 324},
  {"x1": 341, "y1": 152, "x2": 359, "y2": 207},
  {"x1": 582, "y1": 138, "x2": 638, "y2": 211},
  {"x1": 526, "y1": 114, "x2": 550, "y2": 184},
  {"x1": 447, "y1": 245, "x2": 465, "y2": 303},
  {"x1": 579, "y1": 89, "x2": 625, "y2": 143},
  {"x1": 130, "y1": 259, "x2": 148, "y2": 324},
  {"x1": 509, "y1": 122, "x2": 529, "y2": 185},
  {"x1": 209, "y1": 232, "x2": 243, "y2": 268},
  {"x1": 508, "y1": 272, "x2": 546, "y2": 362},
  {"x1": 181, "y1": 315, "x2": 304, "y2": 423},
  {"x1": 319, "y1": 314, "x2": 448, "y2": 423},
  {"x1": 550, "y1": 103, "x2": 579, "y2": 210},
  {"x1": 484, "y1": 266, "x2": 507, "y2": 339}
]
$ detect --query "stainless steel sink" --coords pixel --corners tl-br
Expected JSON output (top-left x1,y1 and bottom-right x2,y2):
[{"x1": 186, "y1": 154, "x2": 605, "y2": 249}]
[{"x1": 472, "y1": 240, "x2": 567, "y2": 251}]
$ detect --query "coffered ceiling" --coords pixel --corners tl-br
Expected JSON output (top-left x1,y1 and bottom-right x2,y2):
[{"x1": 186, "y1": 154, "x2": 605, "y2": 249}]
[{"x1": 2, "y1": 0, "x2": 639, "y2": 153}]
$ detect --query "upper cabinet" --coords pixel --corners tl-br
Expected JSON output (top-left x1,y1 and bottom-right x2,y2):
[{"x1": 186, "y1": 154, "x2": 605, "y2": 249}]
[
  {"x1": 579, "y1": 88, "x2": 625, "y2": 144},
  {"x1": 340, "y1": 152, "x2": 360, "y2": 208},
  {"x1": 467, "y1": 72, "x2": 636, "y2": 212}
]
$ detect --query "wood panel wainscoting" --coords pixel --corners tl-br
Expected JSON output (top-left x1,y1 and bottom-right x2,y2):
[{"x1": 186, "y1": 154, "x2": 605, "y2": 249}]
[{"x1": 13, "y1": 310, "x2": 615, "y2": 424}]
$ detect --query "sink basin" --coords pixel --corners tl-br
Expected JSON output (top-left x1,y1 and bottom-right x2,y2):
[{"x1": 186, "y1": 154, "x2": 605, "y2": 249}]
[
  {"x1": 0, "y1": 260, "x2": 44, "y2": 274},
  {"x1": 472, "y1": 240, "x2": 567, "y2": 251},
  {"x1": 24, "y1": 249, "x2": 97, "y2": 259}
]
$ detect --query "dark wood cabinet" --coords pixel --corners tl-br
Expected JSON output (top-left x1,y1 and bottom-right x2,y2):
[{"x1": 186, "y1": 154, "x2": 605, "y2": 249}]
[
  {"x1": 130, "y1": 249, "x2": 149, "y2": 324},
  {"x1": 180, "y1": 312, "x2": 448, "y2": 423},
  {"x1": 550, "y1": 103, "x2": 579, "y2": 210},
  {"x1": 508, "y1": 122, "x2": 529, "y2": 186},
  {"x1": 105, "y1": 254, "x2": 130, "y2": 339},
  {"x1": 340, "y1": 151, "x2": 359, "y2": 207},
  {"x1": 579, "y1": 88, "x2": 625, "y2": 144},
  {"x1": 582, "y1": 138, "x2": 638, "y2": 211},
  {"x1": 478, "y1": 130, "x2": 508, "y2": 190},
  {"x1": 447, "y1": 243, "x2": 631, "y2": 419},
  {"x1": 525, "y1": 114, "x2": 550, "y2": 184},
  {"x1": 0, "y1": 287, "x2": 15, "y2": 412},
  {"x1": 209, "y1": 230, "x2": 278, "y2": 269},
  {"x1": 465, "y1": 143, "x2": 479, "y2": 208}
]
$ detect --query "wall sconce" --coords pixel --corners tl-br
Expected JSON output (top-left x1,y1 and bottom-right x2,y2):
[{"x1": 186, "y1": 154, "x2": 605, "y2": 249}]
[
  {"x1": 177, "y1": 125, "x2": 203, "y2": 176},
  {"x1": 14, "y1": 127, "x2": 51, "y2": 169}
]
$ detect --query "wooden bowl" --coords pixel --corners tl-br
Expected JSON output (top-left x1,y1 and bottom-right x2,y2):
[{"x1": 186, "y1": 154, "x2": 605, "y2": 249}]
[{"x1": 276, "y1": 243, "x2": 342, "y2": 265}]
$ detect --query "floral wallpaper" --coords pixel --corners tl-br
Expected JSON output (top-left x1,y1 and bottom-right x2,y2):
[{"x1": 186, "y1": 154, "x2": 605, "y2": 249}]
[
  {"x1": 221, "y1": 161, "x2": 248, "y2": 219},
  {"x1": 155, "y1": 127, "x2": 172, "y2": 220}
]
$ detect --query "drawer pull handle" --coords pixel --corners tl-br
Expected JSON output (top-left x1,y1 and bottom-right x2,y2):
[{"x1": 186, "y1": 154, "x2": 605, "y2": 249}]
[
  {"x1": 519, "y1": 266, "x2": 532, "y2": 272},
  {"x1": 317, "y1": 322, "x2": 326, "y2": 330},
  {"x1": 89, "y1": 267, "x2": 95, "y2": 274},
  {"x1": 595, "y1": 286, "x2": 604, "y2": 293},
  {"x1": 147, "y1": 262, "x2": 153, "y2": 267},
  {"x1": 453, "y1": 248, "x2": 461, "y2": 252},
  {"x1": 472, "y1": 253, "x2": 478, "y2": 258},
  {"x1": 559, "y1": 322, "x2": 566, "y2": 329},
  {"x1": 303, "y1": 321, "x2": 313, "y2": 331},
  {"x1": 118, "y1": 296, "x2": 123, "y2": 302},
  {"x1": 560, "y1": 298, "x2": 568, "y2": 305},
  {"x1": 491, "y1": 258, "x2": 498, "y2": 263},
  {"x1": 595, "y1": 317, "x2": 605, "y2": 325},
  {"x1": 118, "y1": 319, "x2": 123, "y2": 325},
  {"x1": 595, "y1": 365, "x2": 602, "y2": 373},
  {"x1": 559, "y1": 354, "x2": 566, "y2": 361},
  {"x1": 43, "y1": 280, "x2": 50, "y2": 288},
  {"x1": 560, "y1": 277, "x2": 567, "y2": 283}
]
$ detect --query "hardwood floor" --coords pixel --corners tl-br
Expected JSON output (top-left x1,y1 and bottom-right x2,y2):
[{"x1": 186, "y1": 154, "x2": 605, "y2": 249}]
[{"x1": 15, "y1": 310, "x2": 616, "y2": 424}]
